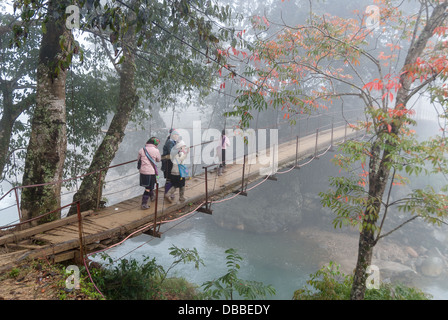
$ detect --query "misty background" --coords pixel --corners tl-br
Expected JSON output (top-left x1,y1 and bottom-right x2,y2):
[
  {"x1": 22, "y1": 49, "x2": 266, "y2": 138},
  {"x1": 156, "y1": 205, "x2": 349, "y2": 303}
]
[{"x1": 1, "y1": 0, "x2": 447, "y2": 299}]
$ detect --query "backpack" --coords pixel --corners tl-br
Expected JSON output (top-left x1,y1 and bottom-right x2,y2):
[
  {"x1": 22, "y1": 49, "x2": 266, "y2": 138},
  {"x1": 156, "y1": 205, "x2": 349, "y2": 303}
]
[{"x1": 175, "y1": 155, "x2": 189, "y2": 178}]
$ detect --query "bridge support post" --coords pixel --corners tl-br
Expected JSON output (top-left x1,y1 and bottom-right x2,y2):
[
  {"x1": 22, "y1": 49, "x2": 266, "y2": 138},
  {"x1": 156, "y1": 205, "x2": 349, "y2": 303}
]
[
  {"x1": 234, "y1": 155, "x2": 248, "y2": 196},
  {"x1": 314, "y1": 128, "x2": 319, "y2": 159},
  {"x1": 144, "y1": 183, "x2": 162, "y2": 237},
  {"x1": 329, "y1": 120, "x2": 335, "y2": 152},
  {"x1": 267, "y1": 144, "x2": 278, "y2": 181},
  {"x1": 14, "y1": 187, "x2": 22, "y2": 227},
  {"x1": 95, "y1": 170, "x2": 103, "y2": 211},
  {"x1": 197, "y1": 166, "x2": 213, "y2": 215},
  {"x1": 76, "y1": 201, "x2": 85, "y2": 263},
  {"x1": 294, "y1": 136, "x2": 300, "y2": 170}
]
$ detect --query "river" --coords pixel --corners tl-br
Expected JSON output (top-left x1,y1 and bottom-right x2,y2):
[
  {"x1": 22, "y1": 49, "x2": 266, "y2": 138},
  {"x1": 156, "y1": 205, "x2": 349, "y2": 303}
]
[{"x1": 88, "y1": 148, "x2": 448, "y2": 300}]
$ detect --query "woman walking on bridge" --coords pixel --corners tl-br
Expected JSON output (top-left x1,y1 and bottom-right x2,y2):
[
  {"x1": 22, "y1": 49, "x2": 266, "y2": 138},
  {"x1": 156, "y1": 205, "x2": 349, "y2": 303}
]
[
  {"x1": 161, "y1": 129, "x2": 179, "y2": 200},
  {"x1": 138, "y1": 137, "x2": 161, "y2": 209},
  {"x1": 165, "y1": 140, "x2": 189, "y2": 203}
]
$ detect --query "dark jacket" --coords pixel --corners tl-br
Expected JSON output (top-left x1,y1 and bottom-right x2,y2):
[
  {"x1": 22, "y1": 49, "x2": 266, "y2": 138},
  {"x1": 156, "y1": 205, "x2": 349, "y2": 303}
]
[{"x1": 161, "y1": 137, "x2": 175, "y2": 177}]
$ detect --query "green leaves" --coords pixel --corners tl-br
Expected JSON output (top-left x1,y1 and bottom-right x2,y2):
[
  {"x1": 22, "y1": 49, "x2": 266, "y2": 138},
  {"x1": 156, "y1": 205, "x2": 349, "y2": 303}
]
[
  {"x1": 397, "y1": 187, "x2": 448, "y2": 226},
  {"x1": 294, "y1": 261, "x2": 353, "y2": 300},
  {"x1": 168, "y1": 245, "x2": 204, "y2": 270},
  {"x1": 293, "y1": 261, "x2": 431, "y2": 300},
  {"x1": 319, "y1": 174, "x2": 375, "y2": 232},
  {"x1": 201, "y1": 248, "x2": 276, "y2": 300},
  {"x1": 91, "y1": 245, "x2": 204, "y2": 299}
]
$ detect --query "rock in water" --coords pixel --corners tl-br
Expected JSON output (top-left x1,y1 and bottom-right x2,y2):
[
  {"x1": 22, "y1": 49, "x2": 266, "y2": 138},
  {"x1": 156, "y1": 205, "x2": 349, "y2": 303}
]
[
  {"x1": 420, "y1": 256, "x2": 444, "y2": 277},
  {"x1": 405, "y1": 246, "x2": 419, "y2": 258}
]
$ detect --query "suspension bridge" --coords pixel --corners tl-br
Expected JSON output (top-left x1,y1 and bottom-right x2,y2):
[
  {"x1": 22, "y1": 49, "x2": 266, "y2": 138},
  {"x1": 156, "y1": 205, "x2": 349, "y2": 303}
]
[{"x1": 0, "y1": 111, "x2": 364, "y2": 272}]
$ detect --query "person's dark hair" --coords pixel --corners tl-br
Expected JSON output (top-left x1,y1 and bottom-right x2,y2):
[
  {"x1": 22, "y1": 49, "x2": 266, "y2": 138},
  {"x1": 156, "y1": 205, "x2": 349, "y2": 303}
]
[{"x1": 147, "y1": 137, "x2": 160, "y2": 146}]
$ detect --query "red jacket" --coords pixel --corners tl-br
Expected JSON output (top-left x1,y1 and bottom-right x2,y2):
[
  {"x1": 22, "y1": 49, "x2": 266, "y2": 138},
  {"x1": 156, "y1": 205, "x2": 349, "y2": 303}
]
[{"x1": 138, "y1": 144, "x2": 161, "y2": 175}]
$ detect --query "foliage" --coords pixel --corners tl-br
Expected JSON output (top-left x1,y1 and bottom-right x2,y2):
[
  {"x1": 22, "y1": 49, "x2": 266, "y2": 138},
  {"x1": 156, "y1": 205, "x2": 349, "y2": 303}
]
[
  {"x1": 201, "y1": 248, "x2": 276, "y2": 300},
  {"x1": 159, "y1": 277, "x2": 202, "y2": 300},
  {"x1": 63, "y1": 46, "x2": 119, "y2": 186},
  {"x1": 9, "y1": 0, "x2": 242, "y2": 219},
  {"x1": 0, "y1": 9, "x2": 120, "y2": 188},
  {"x1": 90, "y1": 255, "x2": 164, "y2": 300},
  {"x1": 90, "y1": 247, "x2": 276, "y2": 300},
  {"x1": 8, "y1": 267, "x2": 21, "y2": 278},
  {"x1": 58, "y1": 264, "x2": 105, "y2": 300},
  {"x1": 293, "y1": 261, "x2": 353, "y2": 300},
  {"x1": 161, "y1": 245, "x2": 205, "y2": 282},
  {"x1": 0, "y1": 11, "x2": 39, "y2": 183},
  {"x1": 90, "y1": 245, "x2": 204, "y2": 300},
  {"x1": 0, "y1": 260, "x2": 101, "y2": 300},
  {"x1": 225, "y1": 0, "x2": 448, "y2": 299},
  {"x1": 293, "y1": 262, "x2": 431, "y2": 300},
  {"x1": 365, "y1": 283, "x2": 431, "y2": 300}
]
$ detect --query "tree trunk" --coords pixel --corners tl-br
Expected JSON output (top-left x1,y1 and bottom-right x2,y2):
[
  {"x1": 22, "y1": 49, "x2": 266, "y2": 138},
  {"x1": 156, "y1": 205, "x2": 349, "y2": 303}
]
[
  {"x1": 20, "y1": 0, "x2": 71, "y2": 227},
  {"x1": 0, "y1": 85, "x2": 35, "y2": 178},
  {"x1": 350, "y1": 228, "x2": 376, "y2": 299},
  {"x1": 350, "y1": 2, "x2": 448, "y2": 300},
  {"x1": 350, "y1": 146, "x2": 391, "y2": 300},
  {"x1": 0, "y1": 84, "x2": 17, "y2": 177},
  {"x1": 68, "y1": 20, "x2": 138, "y2": 215}
]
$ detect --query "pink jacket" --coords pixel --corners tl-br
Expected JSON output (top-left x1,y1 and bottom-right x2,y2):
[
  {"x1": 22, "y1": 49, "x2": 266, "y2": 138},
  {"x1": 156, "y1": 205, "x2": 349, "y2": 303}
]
[
  {"x1": 221, "y1": 135, "x2": 230, "y2": 149},
  {"x1": 138, "y1": 144, "x2": 161, "y2": 175}
]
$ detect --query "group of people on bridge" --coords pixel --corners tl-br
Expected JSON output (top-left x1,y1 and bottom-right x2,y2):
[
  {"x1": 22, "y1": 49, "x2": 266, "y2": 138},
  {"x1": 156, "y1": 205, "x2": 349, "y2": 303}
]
[{"x1": 137, "y1": 129, "x2": 230, "y2": 210}]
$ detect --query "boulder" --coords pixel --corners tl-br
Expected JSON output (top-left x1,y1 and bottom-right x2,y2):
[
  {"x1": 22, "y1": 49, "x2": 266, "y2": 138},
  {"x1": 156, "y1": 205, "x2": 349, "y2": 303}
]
[
  {"x1": 405, "y1": 246, "x2": 419, "y2": 258},
  {"x1": 373, "y1": 260, "x2": 417, "y2": 275},
  {"x1": 420, "y1": 256, "x2": 445, "y2": 278},
  {"x1": 371, "y1": 260, "x2": 418, "y2": 284}
]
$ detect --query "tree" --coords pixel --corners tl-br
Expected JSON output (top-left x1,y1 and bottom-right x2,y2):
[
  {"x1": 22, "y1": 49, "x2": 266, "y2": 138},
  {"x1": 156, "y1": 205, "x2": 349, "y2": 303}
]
[
  {"x1": 68, "y1": 0, "x2": 236, "y2": 214},
  {"x1": 0, "y1": 12, "x2": 38, "y2": 183},
  {"x1": 10, "y1": 0, "x2": 234, "y2": 221},
  {"x1": 227, "y1": 0, "x2": 448, "y2": 300},
  {"x1": 64, "y1": 42, "x2": 119, "y2": 184},
  {"x1": 13, "y1": 0, "x2": 77, "y2": 226},
  {"x1": 1, "y1": 5, "x2": 119, "y2": 194},
  {"x1": 69, "y1": 0, "x2": 139, "y2": 214}
]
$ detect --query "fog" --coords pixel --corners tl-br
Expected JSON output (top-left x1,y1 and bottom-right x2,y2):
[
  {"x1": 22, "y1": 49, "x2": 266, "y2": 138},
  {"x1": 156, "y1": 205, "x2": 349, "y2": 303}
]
[{"x1": 1, "y1": 0, "x2": 447, "y2": 299}]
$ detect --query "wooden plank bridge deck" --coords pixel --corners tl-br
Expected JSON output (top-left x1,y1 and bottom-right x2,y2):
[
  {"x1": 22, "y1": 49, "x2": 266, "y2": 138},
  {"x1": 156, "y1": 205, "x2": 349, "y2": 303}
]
[{"x1": 0, "y1": 125, "x2": 359, "y2": 271}]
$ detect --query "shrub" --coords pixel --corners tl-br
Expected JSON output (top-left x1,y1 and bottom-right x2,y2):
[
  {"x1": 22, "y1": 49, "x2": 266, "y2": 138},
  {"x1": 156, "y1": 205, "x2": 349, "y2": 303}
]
[
  {"x1": 293, "y1": 261, "x2": 431, "y2": 300},
  {"x1": 201, "y1": 248, "x2": 276, "y2": 300},
  {"x1": 90, "y1": 245, "x2": 204, "y2": 300}
]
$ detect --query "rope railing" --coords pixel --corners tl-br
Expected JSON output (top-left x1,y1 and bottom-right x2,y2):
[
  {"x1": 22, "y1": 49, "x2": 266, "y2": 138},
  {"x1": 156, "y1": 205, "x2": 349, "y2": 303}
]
[
  {"x1": 0, "y1": 201, "x2": 80, "y2": 230},
  {"x1": 0, "y1": 159, "x2": 138, "y2": 229}
]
